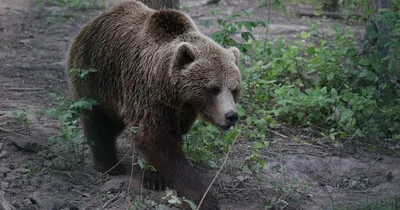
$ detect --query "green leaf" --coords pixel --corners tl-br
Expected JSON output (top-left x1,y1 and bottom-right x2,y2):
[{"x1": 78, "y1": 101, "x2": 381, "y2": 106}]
[
  {"x1": 241, "y1": 32, "x2": 255, "y2": 42},
  {"x1": 359, "y1": 58, "x2": 371, "y2": 66},
  {"x1": 306, "y1": 47, "x2": 316, "y2": 55},
  {"x1": 300, "y1": 31, "x2": 310, "y2": 39},
  {"x1": 208, "y1": 160, "x2": 217, "y2": 168},
  {"x1": 253, "y1": 141, "x2": 265, "y2": 149},
  {"x1": 204, "y1": 19, "x2": 212, "y2": 28},
  {"x1": 339, "y1": 108, "x2": 354, "y2": 124},
  {"x1": 236, "y1": 104, "x2": 246, "y2": 117}
]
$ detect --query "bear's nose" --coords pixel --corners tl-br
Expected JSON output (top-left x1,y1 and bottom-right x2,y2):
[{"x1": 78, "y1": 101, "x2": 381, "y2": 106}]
[{"x1": 225, "y1": 111, "x2": 238, "y2": 124}]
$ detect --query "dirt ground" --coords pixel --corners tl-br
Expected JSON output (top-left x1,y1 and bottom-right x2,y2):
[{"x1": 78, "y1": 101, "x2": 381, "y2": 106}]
[{"x1": 1, "y1": 0, "x2": 400, "y2": 210}]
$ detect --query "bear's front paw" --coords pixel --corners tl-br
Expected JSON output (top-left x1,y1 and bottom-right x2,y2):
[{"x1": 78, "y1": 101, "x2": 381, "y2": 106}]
[{"x1": 142, "y1": 170, "x2": 175, "y2": 190}]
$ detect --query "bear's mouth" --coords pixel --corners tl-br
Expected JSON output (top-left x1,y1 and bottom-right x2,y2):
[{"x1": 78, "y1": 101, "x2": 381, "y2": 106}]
[
  {"x1": 216, "y1": 124, "x2": 232, "y2": 131},
  {"x1": 200, "y1": 112, "x2": 232, "y2": 131}
]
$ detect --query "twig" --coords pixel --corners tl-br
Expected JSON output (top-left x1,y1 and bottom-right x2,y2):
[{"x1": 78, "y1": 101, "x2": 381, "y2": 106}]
[
  {"x1": 84, "y1": 149, "x2": 132, "y2": 188},
  {"x1": 267, "y1": 128, "x2": 291, "y2": 139},
  {"x1": 0, "y1": 127, "x2": 27, "y2": 136},
  {"x1": 140, "y1": 167, "x2": 145, "y2": 202},
  {"x1": 127, "y1": 141, "x2": 135, "y2": 203},
  {"x1": 5, "y1": 87, "x2": 43, "y2": 91},
  {"x1": 364, "y1": 156, "x2": 382, "y2": 175},
  {"x1": 100, "y1": 192, "x2": 120, "y2": 209},
  {"x1": 283, "y1": 142, "x2": 325, "y2": 149},
  {"x1": 108, "y1": 192, "x2": 127, "y2": 208},
  {"x1": 197, "y1": 131, "x2": 241, "y2": 210},
  {"x1": 49, "y1": 169, "x2": 74, "y2": 180},
  {"x1": 47, "y1": 169, "x2": 94, "y2": 181},
  {"x1": 265, "y1": 0, "x2": 272, "y2": 40},
  {"x1": 294, "y1": 183, "x2": 310, "y2": 209}
]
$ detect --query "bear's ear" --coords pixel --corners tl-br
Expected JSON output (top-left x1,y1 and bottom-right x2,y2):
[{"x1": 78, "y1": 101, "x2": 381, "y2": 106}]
[
  {"x1": 229, "y1": 47, "x2": 240, "y2": 65},
  {"x1": 172, "y1": 42, "x2": 195, "y2": 70}
]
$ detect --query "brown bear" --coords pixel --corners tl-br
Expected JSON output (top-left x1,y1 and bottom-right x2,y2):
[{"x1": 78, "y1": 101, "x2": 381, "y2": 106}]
[{"x1": 66, "y1": 1, "x2": 241, "y2": 209}]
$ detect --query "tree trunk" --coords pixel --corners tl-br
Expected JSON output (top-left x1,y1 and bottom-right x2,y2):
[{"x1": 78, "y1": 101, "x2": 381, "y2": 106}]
[
  {"x1": 370, "y1": 0, "x2": 392, "y2": 58},
  {"x1": 323, "y1": 0, "x2": 340, "y2": 12},
  {"x1": 138, "y1": 0, "x2": 180, "y2": 10}
]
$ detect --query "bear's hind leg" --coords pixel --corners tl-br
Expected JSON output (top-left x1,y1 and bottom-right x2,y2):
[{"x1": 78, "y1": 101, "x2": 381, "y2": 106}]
[{"x1": 82, "y1": 106, "x2": 126, "y2": 175}]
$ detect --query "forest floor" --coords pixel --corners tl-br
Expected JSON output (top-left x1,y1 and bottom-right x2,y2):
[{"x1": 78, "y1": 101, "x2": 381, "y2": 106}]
[{"x1": 1, "y1": 0, "x2": 400, "y2": 209}]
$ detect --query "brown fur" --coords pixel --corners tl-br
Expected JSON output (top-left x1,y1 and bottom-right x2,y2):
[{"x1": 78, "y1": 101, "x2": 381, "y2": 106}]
[{"x1": 66, "y1": 1, "x2": 241, "y2": 209}]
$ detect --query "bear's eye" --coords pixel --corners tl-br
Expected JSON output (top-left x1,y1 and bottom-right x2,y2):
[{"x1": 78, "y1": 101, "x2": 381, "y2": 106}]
[
  {"x1": 231, "y1": 88, "x2": 239, "y2": 96},
  {"x1": 208, "y1": 86, "x2": 221, "y2": 95}
]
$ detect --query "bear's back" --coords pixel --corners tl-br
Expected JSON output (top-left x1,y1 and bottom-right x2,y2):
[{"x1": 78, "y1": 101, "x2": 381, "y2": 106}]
[{"x1": 66, "y1": 1, "x2": 199, "y2": 119}]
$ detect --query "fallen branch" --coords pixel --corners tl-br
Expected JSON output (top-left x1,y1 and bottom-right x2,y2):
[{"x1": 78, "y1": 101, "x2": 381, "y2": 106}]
[
  {"x1": 267, "y1": 128, "x2": 291, "y2": 139},
  {"x1": 5, "y1": 87, "x2": 43, "y2": 91},
  {"x1": 296, "y1": 11, "x2": 364, "y2": 20},
  {"x1": 0, "y1": 127, "x2": 27, "y2": 136},
  {"x1": 197, "y1": 131, "x2": 241, "y2": 210},
  {"x1": 364, "y1": 156, "x2": 382, "y2": 175}
]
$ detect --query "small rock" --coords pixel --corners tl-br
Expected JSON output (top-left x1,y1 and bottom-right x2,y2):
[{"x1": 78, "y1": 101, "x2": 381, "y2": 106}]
[
  {"x1": 51, "y1": 181, "x2": 71, "y2": 193},
  {"x1": 0, "y1": 173, "x2": 5, "y2": 180},
  {"x1": 0, "y1": 143, "x2": 3, "y2": 152},
  {"x1": 30, "y1": 179, "x2": 39, "y2": 188},
  {"x1": 11, "y1": 138, "x2": 43, "y2": 152},
  {"x1": 19, "y1": 39, "x2": 31, "y2": 45},
  {"x1": 106, "y1": 194, "x2": 114, "y2": 200},
  {"x1": 100, "y1": 179, "x2": 125, "y2": 193},
  {"x1": 1, "y1": 182, "x2": 9, "y2": 189},
  {"x1": 0, "y1": 151, "x2": 9, "y2": 159},
  {"x1": 22, "y1": 178, "x2": 30, "y2": 186},
  {"x1": 23, "y1": 198, "x2": 31, "y2": 206},
  {"x1": 325, "y1": 185, "x2": 334, "y2": 193},
  {"x1": 28, "y1": 192, "x2": 42, "y2": 208},
  {"x1": 42, "y1": 175, "x2": 51, "y2": 183},
  {"x1": 236, "y1": 175, "x2": 248, "y2": 182},
  {"x1": 0, "y1": 167, "x2": 10, "y2": 174},
  {"x1": 71, "y1": 189, "x2": 82, "y2": 196},
  {"x1": 3, "y1": 172, "x2": 19, "y2": 182},
  {"x1": 7, "y1": 164, "x2": 15, "y2": 170},
  {"x1": 43, "y1": 160, "x2": 51, "y2": 167}
]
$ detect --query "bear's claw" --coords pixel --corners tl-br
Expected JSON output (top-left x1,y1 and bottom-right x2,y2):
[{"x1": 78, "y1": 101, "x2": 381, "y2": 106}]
[{"x1": 142, "y1": 170, "x2": 175, "y2": 190}]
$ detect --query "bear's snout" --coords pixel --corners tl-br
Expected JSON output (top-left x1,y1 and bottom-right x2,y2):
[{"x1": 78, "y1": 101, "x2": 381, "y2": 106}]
[{"x1": 225, "y1": 110, "x2": 238, "y2": 125}]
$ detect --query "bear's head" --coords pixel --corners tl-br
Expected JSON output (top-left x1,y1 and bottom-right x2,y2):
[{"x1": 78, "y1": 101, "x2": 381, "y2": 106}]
[{"x1": 170, "y1": 38, "x2": 242, "y2": 130}]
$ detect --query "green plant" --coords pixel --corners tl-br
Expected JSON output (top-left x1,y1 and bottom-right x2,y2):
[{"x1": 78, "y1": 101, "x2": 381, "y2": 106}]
[
  {"x1": 39, "y1": 94, "x2": 98, "y2": 170},
  {"x1": 37, "y1": 68, "x2": 98, "y2": 170},
  {"x1": 205, "y1": 9, "x2": 266, "y2": 54},
  {"x1": 265, "y1": 176, "x2": 311, "y2": 210},
  {"x1": 11, "y1": 110, "x2": 32, "y2": 134}
]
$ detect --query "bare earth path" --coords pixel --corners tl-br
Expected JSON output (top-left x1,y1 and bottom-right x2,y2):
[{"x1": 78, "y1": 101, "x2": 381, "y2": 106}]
[{"x1": 1, "y1": 0, "x2": 400, "y2": 210}]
